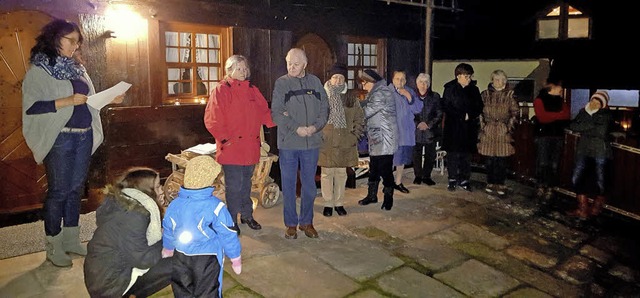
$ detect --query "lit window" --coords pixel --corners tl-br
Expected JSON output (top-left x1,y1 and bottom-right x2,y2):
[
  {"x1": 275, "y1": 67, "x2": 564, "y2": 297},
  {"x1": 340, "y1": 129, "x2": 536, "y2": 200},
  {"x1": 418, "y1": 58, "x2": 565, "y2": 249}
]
[
  {"x1": 347, "y1": 38, "x2": 384, "y2": 90},
  {"x1": 161, "y1": 23, "x2": 229, "y2": 105},
  {"x1": 537, "y1": 5, "x2": 590, "y2": 40}
]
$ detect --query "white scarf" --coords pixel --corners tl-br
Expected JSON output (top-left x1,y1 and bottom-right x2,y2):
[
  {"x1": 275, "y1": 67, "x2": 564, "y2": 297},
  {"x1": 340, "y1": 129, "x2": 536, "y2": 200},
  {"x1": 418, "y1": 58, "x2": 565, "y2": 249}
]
[{"x1": 121, "y1": 188, "x2": 162, "y2": 245}]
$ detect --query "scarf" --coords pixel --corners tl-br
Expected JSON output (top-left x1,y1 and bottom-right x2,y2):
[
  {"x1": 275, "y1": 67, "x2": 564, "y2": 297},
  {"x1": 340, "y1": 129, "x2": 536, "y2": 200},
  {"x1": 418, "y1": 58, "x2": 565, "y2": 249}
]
[
  {"x1": 32, "y1": 52, "x2": 85, "y2": 80},
  {"x1": 121, "y1": 188, "x2": 162, "y2": 246},
  {"x1": 324, "y1": 81, "x2": 348, "y2": 128}
]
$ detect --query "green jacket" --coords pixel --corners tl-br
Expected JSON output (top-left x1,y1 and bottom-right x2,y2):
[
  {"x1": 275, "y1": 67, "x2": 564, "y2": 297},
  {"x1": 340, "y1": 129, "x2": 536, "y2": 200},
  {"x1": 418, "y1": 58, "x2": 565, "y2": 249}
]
[
  {"x1": 569, "y1": 108, "x2": 612, "y2": 159},
  {"x1": 318, "y1": 91, "x2": 364, "y2": 168}
]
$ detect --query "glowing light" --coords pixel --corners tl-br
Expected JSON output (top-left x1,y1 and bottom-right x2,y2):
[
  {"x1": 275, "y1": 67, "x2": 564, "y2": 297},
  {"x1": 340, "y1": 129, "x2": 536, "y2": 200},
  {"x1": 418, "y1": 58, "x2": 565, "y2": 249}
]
[
  {"x1": 178, "y1": 231, "x2": 193, "y2": 244},
  {"x1": 105, "y1": 5, "x2": 147, "y2": 43}
]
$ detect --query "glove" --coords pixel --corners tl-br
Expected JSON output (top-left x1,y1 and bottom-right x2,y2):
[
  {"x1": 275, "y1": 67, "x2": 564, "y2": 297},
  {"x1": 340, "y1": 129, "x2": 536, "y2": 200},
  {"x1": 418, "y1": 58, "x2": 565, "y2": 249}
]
[
  {"x1": 230, "y1": 256, "x2": 242, "y2": 274},
  {"x1": 162, "y1": 248, "x2": 174, "y2": 258}
]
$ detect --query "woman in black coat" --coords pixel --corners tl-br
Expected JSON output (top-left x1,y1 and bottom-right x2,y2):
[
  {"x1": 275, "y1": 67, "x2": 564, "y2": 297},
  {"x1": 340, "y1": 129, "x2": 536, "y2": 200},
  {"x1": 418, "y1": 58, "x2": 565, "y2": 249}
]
[{"x1": 84, "y1": 168, "x2": 172, "y2": 298}]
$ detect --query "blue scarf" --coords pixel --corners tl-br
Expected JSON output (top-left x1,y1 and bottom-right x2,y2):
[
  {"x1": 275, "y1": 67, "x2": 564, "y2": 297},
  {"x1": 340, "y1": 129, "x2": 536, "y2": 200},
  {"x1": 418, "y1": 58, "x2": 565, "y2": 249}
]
[{"x1": 32, "y1": 52, "x2": 85, "y2": 80}]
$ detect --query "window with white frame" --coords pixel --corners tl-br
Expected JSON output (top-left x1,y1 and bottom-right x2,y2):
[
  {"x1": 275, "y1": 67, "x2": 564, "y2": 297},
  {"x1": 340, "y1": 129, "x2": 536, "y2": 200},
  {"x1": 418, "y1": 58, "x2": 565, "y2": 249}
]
[
  {"x1": 161, "y1": 23, "x2": 229, "y2": 105},
  {"x1": 537, "y1": 4, "x2": 590, "y2": 40}
]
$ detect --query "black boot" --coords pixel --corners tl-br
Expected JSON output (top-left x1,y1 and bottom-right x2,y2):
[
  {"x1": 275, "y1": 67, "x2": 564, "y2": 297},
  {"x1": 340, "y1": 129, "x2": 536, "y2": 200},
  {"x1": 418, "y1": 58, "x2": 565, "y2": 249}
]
[
  {"x1": 358, "y1": 180, "x2": 379, "y2": 205},
  {"x1": 381, "y1": 186, "x2": 394, "y2": 210}
]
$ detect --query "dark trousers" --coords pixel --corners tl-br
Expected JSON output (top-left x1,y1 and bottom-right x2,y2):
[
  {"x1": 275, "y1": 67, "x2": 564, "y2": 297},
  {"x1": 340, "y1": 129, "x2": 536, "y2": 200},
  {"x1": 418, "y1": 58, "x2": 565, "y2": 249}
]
[
  {"x1": 171, "y1": 252, "x2": 221, "y2": 298},
  {"x1": 572, "y1": 156, "x2": 607, "y2": 195},
  {"x1": 43, "y1": 130, "x2": 93, "y2": 236},
  {"x1": 369, "y1": 155, "x2": 394, "y2": 187},
  {"x1": 124, "y1": 257, "x2": 173, "y2": 298},
  {"x1": 222, "y1": 164, "x2": 256, "y2": 223},
  {"x1": 485, "y1": 156, "x2": 507, "y2": 185},
  {"x1": 413, "y1": 142, "x2": 436, "y2": 179},
  {"x1": 534, "y1": 136, "x2": 564, "y2": 187},
  {"x1": 446, "y1": 152, "x2": 471, "y2": 183}
]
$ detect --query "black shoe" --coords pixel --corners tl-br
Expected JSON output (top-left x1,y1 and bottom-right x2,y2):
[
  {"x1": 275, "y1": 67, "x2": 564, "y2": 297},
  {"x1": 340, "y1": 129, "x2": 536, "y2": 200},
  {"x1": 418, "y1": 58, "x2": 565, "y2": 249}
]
[
  {"x1": 240, "y1": 218, "x2": 262, "y2": 230},
  {"x1": 230, "y1": 224, "x2": 241, "y2": 235},
  {"x1": 422, "y1": 177, "x2": 436, "y2": 186},
  {"x1": 323, "y1": 207, "x2": 333, "y2": 217},
  {"x1": 413, "y1": 177, "x2": 422, "y2": 185},
  {"x1": 334, "y1": 206, "x2": 347, "y2": 216},
  {"x1": 358, "y1": 196, "x2": 378, "y2": 205},
  {"x1": 447, "y1": 181, "x2": 456, "y2": 192},
  {"x1": 459, "y1": 181, "x2": 472, "y2": 192},
  {"x1": 394, "y1": 183, "x2": 410, "y2": 193}
]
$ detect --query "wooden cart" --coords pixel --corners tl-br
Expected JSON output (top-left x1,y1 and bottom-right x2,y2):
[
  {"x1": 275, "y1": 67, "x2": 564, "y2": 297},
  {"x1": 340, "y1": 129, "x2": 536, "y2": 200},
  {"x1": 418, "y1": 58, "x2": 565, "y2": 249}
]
[{"x1": 162, "y1": 151, "x2": 281, "y2": 209}]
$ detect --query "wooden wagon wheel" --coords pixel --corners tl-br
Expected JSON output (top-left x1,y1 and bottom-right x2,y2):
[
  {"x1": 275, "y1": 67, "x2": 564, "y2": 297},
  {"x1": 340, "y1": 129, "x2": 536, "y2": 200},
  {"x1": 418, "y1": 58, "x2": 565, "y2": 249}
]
[
  {"x1": 260, "y1": 182, "x2": 281, "y2": 208},
  {"x1": 162, "y1": 172, "x2": 183, "y2": 206}
]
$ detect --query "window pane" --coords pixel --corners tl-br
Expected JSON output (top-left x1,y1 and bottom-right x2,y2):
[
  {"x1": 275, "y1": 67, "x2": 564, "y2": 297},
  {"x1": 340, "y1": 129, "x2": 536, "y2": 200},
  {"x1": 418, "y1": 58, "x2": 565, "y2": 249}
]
[
  {"x1": 371, "y1": 58, "x2": 377, "y2": 67},
  {"x1": 165, "y1": 32, "x2": 178, "y2": 46},
  {"x1": 197, "y1": 67, "x2": 208, "y2": 80},
  {"x1": 209, "y1": 34, "x2": 220, "y2": 48},
  {"x1": 209, "y1": 82, "x2": 218, "y2": 93},
  {"x1": 168, "y1": 68, "x2": 181, "y2": 80},
  {"x1": 348, "y1": 55, "x2": 354, "y2": 66},
  {"x1": 179, "y1": 32, "x2": 191, "y2": 46},
  {"x1": 568, "y1": 18, "x2": 589, "y2": 38},
  {"x1": 196, "y1": 81, "x2": 208, "y2": 95},
  {"x1": 180, "y1": 49, "x2": 191, "y2": 62},
  {"x1": 348, "y1": 43, "x2": 354, "y2": 54},
  {"x1": 195, "y1": 33, "x2": 207, "y2": 47},
  {"x1": 195, "y1": 49, "x2": 207, "y2": 63},
  {"x1": 356, "y1": 44, "x2": 362, "y2": 55},
  {"x1": 538, "y1": 19, "x2": 559, "y2": 39},
  {"x1": 364, "y1": 56, "x2": 370, "y2": 66},
  {"x1": 209, "y1": 67, "x2": 219, "y2": 81},
  {"x1": 209, "y1": 49, "x2": 220, "y2": 63},
  {"x1": 371, "y1": 44, "x2": 377, "y2": 55},
  {"x1": 348, "y1": 81, "x2": 353, "y2": 89},
  {"x1": 547, "y1": 6, "x2": 561, "y2": 16},
  {"x1": 364, "y1": 44, "x2": 370, "y2": 55},
  {"x1": 348, "y1": 70, "x2": 354, "y2": 80},
  {"x1": 168, "y1": 83, "x2": 176, "y2": 95},
  {"x1": 173, "y1": 81, "x2": 191, "y2": 94},
  {"x1": 166, "y1": 48, "x2": 179, "y2": 62},
  {"x1": 568, "y1": 6, "x2": 582, "y2": 15}
]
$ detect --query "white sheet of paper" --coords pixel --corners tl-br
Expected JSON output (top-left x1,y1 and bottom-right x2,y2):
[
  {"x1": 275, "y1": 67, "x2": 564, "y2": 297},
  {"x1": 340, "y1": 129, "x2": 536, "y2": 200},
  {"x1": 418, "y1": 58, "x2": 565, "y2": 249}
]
[{"x1": 87, "y1": 81, "x2": 132, "y2": 110}]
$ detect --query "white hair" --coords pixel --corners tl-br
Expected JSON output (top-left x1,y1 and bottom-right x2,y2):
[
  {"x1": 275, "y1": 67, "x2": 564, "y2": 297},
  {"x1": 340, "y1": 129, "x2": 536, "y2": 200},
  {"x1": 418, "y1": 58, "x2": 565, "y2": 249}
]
[{"x1": 416, "y1": 73, "x2": 431, "y2": 86}]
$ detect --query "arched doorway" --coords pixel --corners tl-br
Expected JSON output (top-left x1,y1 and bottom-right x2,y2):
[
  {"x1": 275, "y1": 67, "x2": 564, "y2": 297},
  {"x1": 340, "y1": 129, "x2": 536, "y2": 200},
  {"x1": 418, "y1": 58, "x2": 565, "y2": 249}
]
[
  {"x1": 294, "y1": 33, "x2": 333, "y2": 83},
  {"x1": 0, "y1": 11, "x2": 52, "y2": 212}
]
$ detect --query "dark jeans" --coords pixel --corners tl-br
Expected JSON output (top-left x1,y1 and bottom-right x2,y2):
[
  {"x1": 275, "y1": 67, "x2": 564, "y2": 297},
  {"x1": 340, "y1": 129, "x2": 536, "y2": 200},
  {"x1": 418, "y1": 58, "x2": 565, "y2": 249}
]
[
  {"x1": 413, "y1": 142, "x2": 436, "y2": 179},
  {"x1": 369, "y1": 155, "x2": 394, "y2": 187},
  {"x1": 534, "y1": 137, "x2": 564, "y2": 187},
  {"x1": 446, "y1": 152, "x2": 471, "y2": 183},
  {"x1": 124, "y1": 257, "x2": 173, "y2": 298},
  {"x1": 279, "y1": 148, "x2": 319, "y2": 227},
  {"x1": 572, "y1": 156, "x2": 607, "y2": 195},
  {"x1": 222, "y1": 164, "x2": 256, "y2": 223},
  {"x1": 43, "y1": 130, "x2": 93, "y2": 236},
  {"x1": 485, "y1": 156, "x2": 507, "y2": 185},
  {"x1": 171, "y1": 252, "x2": 221, "y2": 298}
]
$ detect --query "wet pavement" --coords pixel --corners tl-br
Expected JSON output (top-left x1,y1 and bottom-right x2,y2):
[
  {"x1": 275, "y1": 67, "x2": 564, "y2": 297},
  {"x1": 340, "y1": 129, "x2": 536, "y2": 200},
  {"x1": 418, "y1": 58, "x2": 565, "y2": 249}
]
[{"x1": 0, "y1": 171, "x2": 639, "y2": 297}]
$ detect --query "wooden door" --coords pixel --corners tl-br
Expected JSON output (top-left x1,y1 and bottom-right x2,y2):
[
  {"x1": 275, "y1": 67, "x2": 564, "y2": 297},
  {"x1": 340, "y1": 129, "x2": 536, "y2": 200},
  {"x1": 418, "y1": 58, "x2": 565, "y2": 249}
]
[
  {"x1": 0, "y1": 11, "x2": 52, "y2": 212},
  {"x1": 294, "y1": 33, "x2": 333, "y2": 83}
]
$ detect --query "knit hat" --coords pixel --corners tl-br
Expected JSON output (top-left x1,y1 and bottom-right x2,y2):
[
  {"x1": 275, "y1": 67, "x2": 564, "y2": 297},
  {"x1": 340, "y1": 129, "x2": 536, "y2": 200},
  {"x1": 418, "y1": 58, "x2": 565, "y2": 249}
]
[
  {"x1": 590, "y1": 90, "x2": 609, "y2": 108},
  {"x1": 328, "y1": 63, "x2": 348, "y2": 79},
  {"x1": 359, "y1": 69, "x2": 383, "y2": 83},
  {"x1": 183, "y1": 155, "x2": 221, "y2": 189}
]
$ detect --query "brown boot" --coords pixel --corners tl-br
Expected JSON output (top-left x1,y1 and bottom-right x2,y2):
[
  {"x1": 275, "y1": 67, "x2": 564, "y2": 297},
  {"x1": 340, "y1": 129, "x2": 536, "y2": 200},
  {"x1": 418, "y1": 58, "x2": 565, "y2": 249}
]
[
  {"x1": 567, "y1": 194, "x2": 589, "y2": 220},
  {"x1": 591, "y1": 195, "x2": 606, "y2": 216}
]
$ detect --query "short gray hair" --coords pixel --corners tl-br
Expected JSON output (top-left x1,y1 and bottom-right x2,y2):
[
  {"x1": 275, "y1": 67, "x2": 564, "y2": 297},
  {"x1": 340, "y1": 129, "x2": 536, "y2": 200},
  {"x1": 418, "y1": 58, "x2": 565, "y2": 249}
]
[
  {"x1": 416, "y1": 73, "x2": 431, "y2": 86},
  {"x1": 490, "y1": 69, "x2": 507, "y2": 82},
  {"x1": 225, "y1": 55, "x2": 251, "y2": 78},
  {"x1": 286, "y1": 48, "x2": 308, "y2": 63}
]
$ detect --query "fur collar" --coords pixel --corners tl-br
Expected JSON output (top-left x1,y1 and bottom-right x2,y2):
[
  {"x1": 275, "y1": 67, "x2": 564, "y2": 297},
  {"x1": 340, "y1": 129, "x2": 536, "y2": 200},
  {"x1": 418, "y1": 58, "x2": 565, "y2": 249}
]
[{"x1": 121, "y1": 188, "x2": 162, "y2": 245}]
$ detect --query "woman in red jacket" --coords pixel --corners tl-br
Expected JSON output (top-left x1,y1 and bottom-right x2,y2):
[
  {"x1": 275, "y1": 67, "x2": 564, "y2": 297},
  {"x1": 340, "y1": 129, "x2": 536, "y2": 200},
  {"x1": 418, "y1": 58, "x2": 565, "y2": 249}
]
[
  {"x1": 204, "y1": 55, "x2": 275, "y2": 233},
  {"x1": 532, "y1": 77, "x2": 570, "y2": 201}
]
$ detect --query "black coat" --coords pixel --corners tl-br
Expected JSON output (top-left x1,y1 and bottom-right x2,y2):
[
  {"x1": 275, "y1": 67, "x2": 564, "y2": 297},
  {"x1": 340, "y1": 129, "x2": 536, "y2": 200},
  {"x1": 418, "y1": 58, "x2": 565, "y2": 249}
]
[
  {"x1": 84, "y1": 193, "x2": 163, "y2": 297},
  {"x1": 442, "y1": 79, "x2": 484, "y2": 153},
  {"x1": 414, "y1": 91, "x2": 443, "y2": 144}
]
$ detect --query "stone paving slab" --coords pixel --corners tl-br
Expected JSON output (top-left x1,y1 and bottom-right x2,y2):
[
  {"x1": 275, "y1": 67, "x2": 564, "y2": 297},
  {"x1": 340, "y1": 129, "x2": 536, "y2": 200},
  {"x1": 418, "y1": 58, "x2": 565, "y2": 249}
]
[
  {"x1": 506, "y1": 245, "x2": 558, "y2": 269},
  {"x1": 377, "y1": 266, "x2": 465, "y2": 298},
  {"x1": 434, "y1": 259, "x2": 521, "y2": 297},
  {"x1": 503, "y1": 287, "x2": 554, "y2": 298},
  {"x1": 399, "y1": 237, "x2": 468, "y2": 272},
  {"x1": 232, "y1": 250, "x2": 360, "y2": 298}
]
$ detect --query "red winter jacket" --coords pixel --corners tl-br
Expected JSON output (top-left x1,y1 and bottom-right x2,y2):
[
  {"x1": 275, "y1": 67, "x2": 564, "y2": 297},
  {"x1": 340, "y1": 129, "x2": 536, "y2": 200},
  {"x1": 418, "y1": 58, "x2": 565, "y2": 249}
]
[{"x1": 204, "y1": 78, "x2": 275, "y2": 165}]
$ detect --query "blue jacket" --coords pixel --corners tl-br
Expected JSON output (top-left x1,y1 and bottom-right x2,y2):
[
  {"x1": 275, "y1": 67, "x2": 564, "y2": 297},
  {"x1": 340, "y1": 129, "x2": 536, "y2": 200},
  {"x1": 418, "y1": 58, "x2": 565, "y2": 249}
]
[
  {"x1": 390, "y1": 84, "x2": 423, "y2": 146},
  {"x1": 162, "y1": 187, "x2": 241, "y2": 291}
]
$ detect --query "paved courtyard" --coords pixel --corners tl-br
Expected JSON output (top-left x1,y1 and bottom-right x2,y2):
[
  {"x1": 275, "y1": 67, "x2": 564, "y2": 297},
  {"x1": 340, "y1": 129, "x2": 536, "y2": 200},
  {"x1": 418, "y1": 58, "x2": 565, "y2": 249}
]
[{"x1": 1, "y1": 171, "x2": 639, "y2": 297}]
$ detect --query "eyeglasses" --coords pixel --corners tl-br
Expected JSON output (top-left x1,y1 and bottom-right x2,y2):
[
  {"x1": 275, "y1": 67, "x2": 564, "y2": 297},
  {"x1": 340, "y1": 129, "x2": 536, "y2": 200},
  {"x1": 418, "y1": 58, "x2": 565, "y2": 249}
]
[{"x1": 62, "y1": 36, "x2": 81, "y2": 46}]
